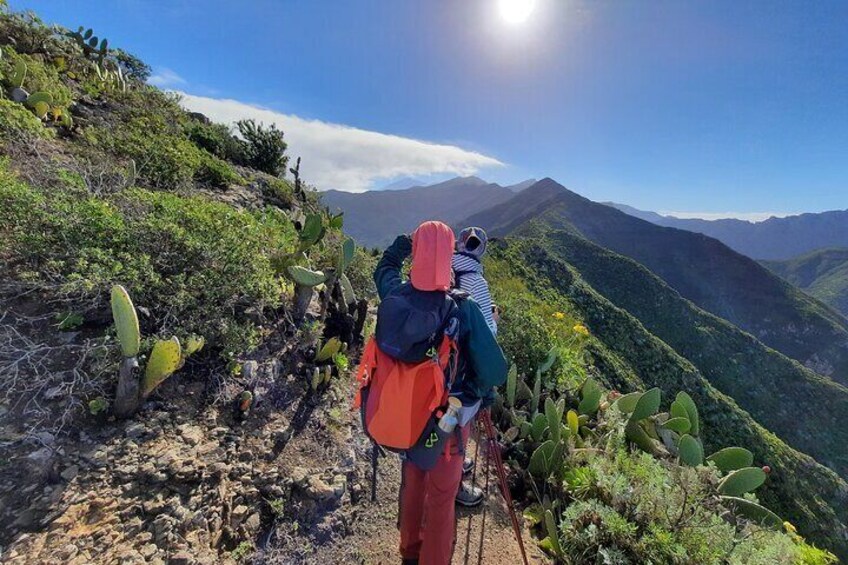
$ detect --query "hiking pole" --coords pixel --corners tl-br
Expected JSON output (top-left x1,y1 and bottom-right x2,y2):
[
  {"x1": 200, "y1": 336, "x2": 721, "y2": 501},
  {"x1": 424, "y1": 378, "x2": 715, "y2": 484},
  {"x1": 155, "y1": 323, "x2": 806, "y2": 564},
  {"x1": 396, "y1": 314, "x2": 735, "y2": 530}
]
[{"x1": 481, "y1": 410, "x2": 530, "y2": 565}]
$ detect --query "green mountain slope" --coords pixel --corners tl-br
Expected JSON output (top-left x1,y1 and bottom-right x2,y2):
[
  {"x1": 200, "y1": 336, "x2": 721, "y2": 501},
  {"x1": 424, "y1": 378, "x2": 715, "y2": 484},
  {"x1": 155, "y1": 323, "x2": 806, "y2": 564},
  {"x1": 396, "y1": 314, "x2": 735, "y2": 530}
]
[
  {"x1": 763, "y1": 248, "x2": 848, "y2": 317},
  {"x1": 486, "y1": 239, "x2": 848, "y2": 558},
  {"x1": 465, "y1": 178, "x2": 848, "y2": 383},
  {"x1": 520, "y1": 225, "x2": 848, "y2": 478}
]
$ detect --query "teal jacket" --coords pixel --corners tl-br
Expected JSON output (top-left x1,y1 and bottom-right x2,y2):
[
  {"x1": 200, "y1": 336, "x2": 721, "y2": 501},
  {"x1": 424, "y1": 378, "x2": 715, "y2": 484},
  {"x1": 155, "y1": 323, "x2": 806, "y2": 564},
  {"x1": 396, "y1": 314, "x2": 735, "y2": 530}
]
[{"x1": 374, "y1": 235, "x2": 508, "y2": 404}]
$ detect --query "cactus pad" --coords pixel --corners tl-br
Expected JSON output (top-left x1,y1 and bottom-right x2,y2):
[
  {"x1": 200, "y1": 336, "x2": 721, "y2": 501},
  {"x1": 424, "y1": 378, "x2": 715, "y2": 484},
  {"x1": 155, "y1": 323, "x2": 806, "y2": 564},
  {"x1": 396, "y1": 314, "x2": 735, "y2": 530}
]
[
  {"x1": 720, "y1": 496, "x2": 783, "y2": 529},
  {"x1": 529, "y1": 440, "x2": 563, "y2": 479},
  {"x1": 578, "y1": 377, "x2": 602, "y2": 415},
  {"x1": 339, "y1": 273, "x2": 356, "y2": 306},
  {"x1": 614, "y1": 391, "x2": 642, "y2": 414},
  {"x1": 110, "y1": 285, "x2": 140, "y2": 358},
  {"x1": 545, "y1": 398, "x2": 561, "y2": 443},
  {"x1": 630, "y1": 387, "x2": 661, "y2": 422},
  {"x1": 505, "y1": 364, "x2": 517, "y2": 407},
  {"x1": 675, "y1": 391, "x2": 699, "y2": 436},
  {"x1": 288, "y1": 265, "x2": 326, "y2": 287},
  {"x1": 718, "y1": 467, "x2": 767, "y2": 496},
  {"x1": 142, "y1": 337, "x2": 182, "y2": 396},
  {"x1": 337, "y1": 237, "x2": 355, "y2": 273},
  {"x1": 184, "y1": 334, "x2": 205, "y2": 356},
  {"x1": 567, "y1": 409, "x2": 579, "y2": 437},
  {"x1": 662, "y1": 416, "x2": 691, "y2": 434},
  {"x1": 678, "y1": 434, "x2": 703, "y2": 466},
  {"x1": 707, "y1": 447, "x2": 754, "y2": 473},
  {"x1": 530, "y1": 412, "x2": 547, "y2": 442},
  {"x1": 315, "y1": 337, "x2": 342, "y2": 362}
]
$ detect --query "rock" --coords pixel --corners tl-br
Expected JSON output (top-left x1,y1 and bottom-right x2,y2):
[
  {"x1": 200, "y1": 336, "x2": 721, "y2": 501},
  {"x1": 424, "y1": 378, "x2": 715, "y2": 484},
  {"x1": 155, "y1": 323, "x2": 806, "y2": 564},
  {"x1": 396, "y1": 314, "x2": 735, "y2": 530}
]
[
  {"x1": 230, "y1": 504, "x2": 249, "y2": 527},
  {"x1": 140, "y1": 543, "x2": 158, "y2": 559},
  {"x1": 332, "y1": 474, "x2": 347, "y2": 498},
  {"x1": 61, "y1": 465, "x2": 80, "y2": 481},
  {"x1": 168, "y1": 550, "x2": 195, "y2": 565},
  {"x1": 243, "y1": 512, "x2": 261, "y2": 534},
  {"x1": 176, "y1": 424, "x2": 203, "y2": 446},
  {"x1": 304, "y1": 476, "x2": 336, "y2": 501},
  {"x1": 125, "y1": 423, "x2": 146, "y2": 439}
]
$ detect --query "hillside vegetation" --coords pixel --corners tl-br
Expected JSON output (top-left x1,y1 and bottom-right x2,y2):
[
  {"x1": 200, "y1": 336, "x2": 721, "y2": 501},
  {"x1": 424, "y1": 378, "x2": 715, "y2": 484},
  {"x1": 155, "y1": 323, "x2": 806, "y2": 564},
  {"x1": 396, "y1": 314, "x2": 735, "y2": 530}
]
[
  {"x1": 0, "y1": 5, "x2": 842, "y2": 564},
  {"x1": 763, "y1": 248, "x2": 848, "y2": 318},
  {"x1": 465, "y1": 178, "x2": 848, "y2": 383}
]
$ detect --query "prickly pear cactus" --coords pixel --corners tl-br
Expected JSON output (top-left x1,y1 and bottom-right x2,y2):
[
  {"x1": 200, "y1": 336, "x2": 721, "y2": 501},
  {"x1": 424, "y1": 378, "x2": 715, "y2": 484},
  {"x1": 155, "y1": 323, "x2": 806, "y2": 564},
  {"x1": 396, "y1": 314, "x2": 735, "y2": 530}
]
[
  {"x1": 630, "y1": 387, "x2": 661, "y2": 422},
  {"x1": 675, "y1": 391, "x2": 699, "y2": 436},
  {"x1": 720, "y1": 496, "x2": 783, "y2": 529},
  {"x1": 184, "y1": 334, "x2": 205, "y2": 356},
  {"x1": 614, "y1": 391, "x2": 642, "y2": 414},
  {"x1": 678, "y1": 434, "x2": 703, "y2": 466},
  {"x1": 339, "y1": 273, "x2": 356, "y2": 306},
  {"x1": 288, "y1": 265, "x2": 326, "y2": 287},
  {"x1": 505, "y1": 364, "x2": 517, "y2": 408},
  {"x1": 337, "y1": 237, "x2": 355, "y2": 273},
  {"x1": 578, "y1": 377, "x2": 602, "y2": 415},
  {"x1": 110, "y1": 285, "x2": 140, "y2": 358},
  {"x1": 718, "y1": 467, "x2": 767, "y2": 496},
  {"x1": 707, "y1": 447, "x2": 754, "y2": 472},
  {"x1": 315, "y1": 337, "x2": 342, "y2": 362},
  {"x1": 141, "y1": 337, "x2": 182, "y2": 397}
]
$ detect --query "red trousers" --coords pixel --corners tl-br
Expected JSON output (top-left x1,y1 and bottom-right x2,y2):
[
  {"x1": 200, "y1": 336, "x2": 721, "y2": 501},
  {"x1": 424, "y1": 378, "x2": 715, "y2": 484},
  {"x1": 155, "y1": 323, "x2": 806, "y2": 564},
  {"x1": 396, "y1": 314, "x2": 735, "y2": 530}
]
[{"x1": 398, "y1": 425, "x2": 470, "y2": 565}]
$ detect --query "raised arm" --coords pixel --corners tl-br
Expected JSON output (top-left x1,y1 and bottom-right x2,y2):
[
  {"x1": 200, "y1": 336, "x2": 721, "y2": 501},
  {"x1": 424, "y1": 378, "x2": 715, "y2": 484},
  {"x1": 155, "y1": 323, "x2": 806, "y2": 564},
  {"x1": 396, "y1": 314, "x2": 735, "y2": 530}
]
[{"x1": 374, "y1": 234, "x2": 412, "y2": 300}]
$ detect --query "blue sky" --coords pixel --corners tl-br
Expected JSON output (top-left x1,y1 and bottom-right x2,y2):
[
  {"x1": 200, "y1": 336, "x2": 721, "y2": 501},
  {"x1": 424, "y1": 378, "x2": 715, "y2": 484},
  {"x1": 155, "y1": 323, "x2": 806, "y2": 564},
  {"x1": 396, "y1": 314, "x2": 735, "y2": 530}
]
[{"x1": 14, "y1": 0, "x2": 848, "y2": 216}]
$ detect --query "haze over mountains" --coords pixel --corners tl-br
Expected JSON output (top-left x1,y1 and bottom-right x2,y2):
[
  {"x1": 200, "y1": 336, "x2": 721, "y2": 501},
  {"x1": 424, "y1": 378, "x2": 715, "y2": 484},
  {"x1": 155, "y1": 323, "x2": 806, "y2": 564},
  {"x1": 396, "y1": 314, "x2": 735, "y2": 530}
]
[
  {"x1": 608, "y1": 202, "x2": 848, "y2": 260},
  {"x1": 322, "y1": 176, "x2": 535, "y2": 248}
]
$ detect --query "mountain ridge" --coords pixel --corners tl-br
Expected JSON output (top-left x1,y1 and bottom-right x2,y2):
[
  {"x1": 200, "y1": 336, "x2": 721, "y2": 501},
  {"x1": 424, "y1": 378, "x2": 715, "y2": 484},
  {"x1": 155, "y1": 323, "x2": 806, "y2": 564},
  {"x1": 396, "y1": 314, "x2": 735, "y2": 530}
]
[
  {"x1": 607, "y1": 202, "x2": 848, "y2": 260},
  {"x1": 464, "y1": 179, "x2": 848, "y2": 383}
]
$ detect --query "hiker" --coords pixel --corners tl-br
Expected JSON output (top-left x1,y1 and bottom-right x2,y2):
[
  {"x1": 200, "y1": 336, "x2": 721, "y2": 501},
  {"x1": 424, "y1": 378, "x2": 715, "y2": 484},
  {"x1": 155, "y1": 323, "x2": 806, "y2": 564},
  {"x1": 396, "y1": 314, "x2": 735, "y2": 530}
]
[
  {"x1": 356, "y1": 221, "x2": 508, "y2": 565},
  {"x1": 452, "y1": 226, "x2": 498, "y2": 507}
]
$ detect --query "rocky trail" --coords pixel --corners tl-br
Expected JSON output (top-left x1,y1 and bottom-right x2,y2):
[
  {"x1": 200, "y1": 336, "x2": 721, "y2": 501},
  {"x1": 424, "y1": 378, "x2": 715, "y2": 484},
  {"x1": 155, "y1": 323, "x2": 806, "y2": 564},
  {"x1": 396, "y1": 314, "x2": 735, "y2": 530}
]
[{"x1": 1, "y1": 343, "x2": 548, "y2": 564}]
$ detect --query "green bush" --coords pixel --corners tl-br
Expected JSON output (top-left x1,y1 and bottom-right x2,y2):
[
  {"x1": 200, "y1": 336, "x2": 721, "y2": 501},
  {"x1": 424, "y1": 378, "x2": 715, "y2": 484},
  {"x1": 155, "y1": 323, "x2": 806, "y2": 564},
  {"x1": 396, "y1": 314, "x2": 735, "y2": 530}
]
[
  {"x1": 186, "y1": 120, "x2": 247, "y2": 164},
  {"x1": 196, "y1": 153, "x2": 243, "y2": 188},
  {"x1": 0, "y1": 162, "x2": 297, "y2": 356},
  {"x1": 236, "y1": 119, "x2": 288, "y2": 177},
  {"x1": 0, "y1": 98, "x2": 52, "y2": 139}
]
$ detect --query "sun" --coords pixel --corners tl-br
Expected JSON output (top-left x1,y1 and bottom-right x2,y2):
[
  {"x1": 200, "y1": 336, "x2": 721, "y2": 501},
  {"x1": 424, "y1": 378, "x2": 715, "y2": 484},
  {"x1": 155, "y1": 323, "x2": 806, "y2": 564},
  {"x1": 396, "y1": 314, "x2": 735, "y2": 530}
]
[{"x1": 498, "y1": 0, "x2": 537, "y2": 25}]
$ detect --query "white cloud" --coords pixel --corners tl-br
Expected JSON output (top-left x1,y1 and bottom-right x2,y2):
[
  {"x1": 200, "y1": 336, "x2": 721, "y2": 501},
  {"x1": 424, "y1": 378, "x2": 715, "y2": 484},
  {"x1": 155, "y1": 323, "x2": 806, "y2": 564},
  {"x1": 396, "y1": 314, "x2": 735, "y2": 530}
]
[
  {"x1": 660, "y1": 211, "x2": 796, "y2": 222},
  {"x1": 148, "y1": 68, "x2": 187, "y2": 88},
  {"x1": 177, "y1": 93, "x2": 504, "y2": 192}
]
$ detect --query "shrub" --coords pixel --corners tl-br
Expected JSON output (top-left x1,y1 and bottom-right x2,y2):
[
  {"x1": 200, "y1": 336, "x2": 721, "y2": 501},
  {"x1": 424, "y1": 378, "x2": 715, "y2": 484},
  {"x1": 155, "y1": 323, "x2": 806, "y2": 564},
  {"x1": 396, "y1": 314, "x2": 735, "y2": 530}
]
[
  {"x1": 186, "y1": 121, "x2": 247, "y2": 164},
  {"x1": 196, "y1": 153, "x2": 242, "y2": 188},
  {"x1": 0, "y1": 163, "x2": 297, "y2": 356},
  {"x1": 236, "y1": 119, "x2": 288, "y2": 177},
  {"x1": 0, "y1": 98, "x2": 52, "y2": 139}
]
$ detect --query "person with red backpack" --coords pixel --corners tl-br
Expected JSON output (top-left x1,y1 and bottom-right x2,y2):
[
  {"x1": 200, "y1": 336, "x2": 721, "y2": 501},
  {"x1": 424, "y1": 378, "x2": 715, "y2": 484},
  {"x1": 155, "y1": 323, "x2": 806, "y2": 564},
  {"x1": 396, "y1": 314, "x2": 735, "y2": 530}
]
[{"x1": 354, "y1": 220, "x2": 508, "y2": 565}]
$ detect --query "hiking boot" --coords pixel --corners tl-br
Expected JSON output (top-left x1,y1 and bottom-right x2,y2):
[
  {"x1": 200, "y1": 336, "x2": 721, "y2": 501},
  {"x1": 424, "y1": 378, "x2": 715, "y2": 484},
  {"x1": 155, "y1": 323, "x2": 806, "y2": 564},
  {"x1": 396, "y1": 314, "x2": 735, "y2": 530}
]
[
  {"x1": 462, "y1": 457, "x2": 475, "y2": 475},
  {"x1": 455, "y1": 482, "x2": 484, "y2": 507}
]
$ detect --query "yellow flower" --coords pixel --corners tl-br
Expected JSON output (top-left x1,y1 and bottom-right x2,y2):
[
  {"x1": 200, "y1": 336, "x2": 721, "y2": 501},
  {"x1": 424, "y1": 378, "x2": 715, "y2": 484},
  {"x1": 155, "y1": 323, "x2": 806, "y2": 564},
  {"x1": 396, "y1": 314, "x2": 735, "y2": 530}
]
[
  {"x1": 573, "y1": 324, "x2": 590, "y2": 336},
  {"x1": 552, "y1": 312, "x2": 566, "y2": 320},
  {"x1": 783, "y1": 521, "x2": 797, "y2": 534}
]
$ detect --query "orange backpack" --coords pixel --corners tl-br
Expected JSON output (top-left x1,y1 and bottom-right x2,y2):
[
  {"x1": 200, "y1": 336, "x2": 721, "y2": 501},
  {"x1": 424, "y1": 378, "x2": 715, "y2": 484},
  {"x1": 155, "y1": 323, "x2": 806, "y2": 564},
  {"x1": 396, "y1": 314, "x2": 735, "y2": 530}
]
[{"x1": 353, "y1": 332, "x2": 458, "y2": 451}]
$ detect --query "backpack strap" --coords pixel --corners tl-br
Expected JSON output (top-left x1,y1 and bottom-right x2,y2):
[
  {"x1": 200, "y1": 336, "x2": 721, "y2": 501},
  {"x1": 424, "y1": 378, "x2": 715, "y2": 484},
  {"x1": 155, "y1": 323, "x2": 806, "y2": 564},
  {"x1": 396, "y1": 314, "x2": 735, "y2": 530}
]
[{"x1": 352, "y1": 337, "x2": 378, "y2": 409}]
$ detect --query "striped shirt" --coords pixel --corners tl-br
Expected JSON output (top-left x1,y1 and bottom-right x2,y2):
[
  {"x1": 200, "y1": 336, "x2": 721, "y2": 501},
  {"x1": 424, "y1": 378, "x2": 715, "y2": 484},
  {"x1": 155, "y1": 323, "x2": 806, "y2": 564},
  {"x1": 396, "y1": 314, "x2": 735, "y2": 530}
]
[{"x1": 452, "y1": 253, "x2": 497, "y2": 335}]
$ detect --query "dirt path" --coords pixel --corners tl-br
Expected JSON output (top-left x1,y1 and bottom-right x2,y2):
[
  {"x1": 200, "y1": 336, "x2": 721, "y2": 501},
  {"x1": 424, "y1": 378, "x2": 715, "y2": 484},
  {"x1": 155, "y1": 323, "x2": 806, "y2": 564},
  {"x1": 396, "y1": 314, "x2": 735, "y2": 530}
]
[
  {"x1": 265, "y1": 380, "x2": 550, "y2": 565},
  {"x1": 0, "y1": 345, "x2": 549, "y2": 565}
]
